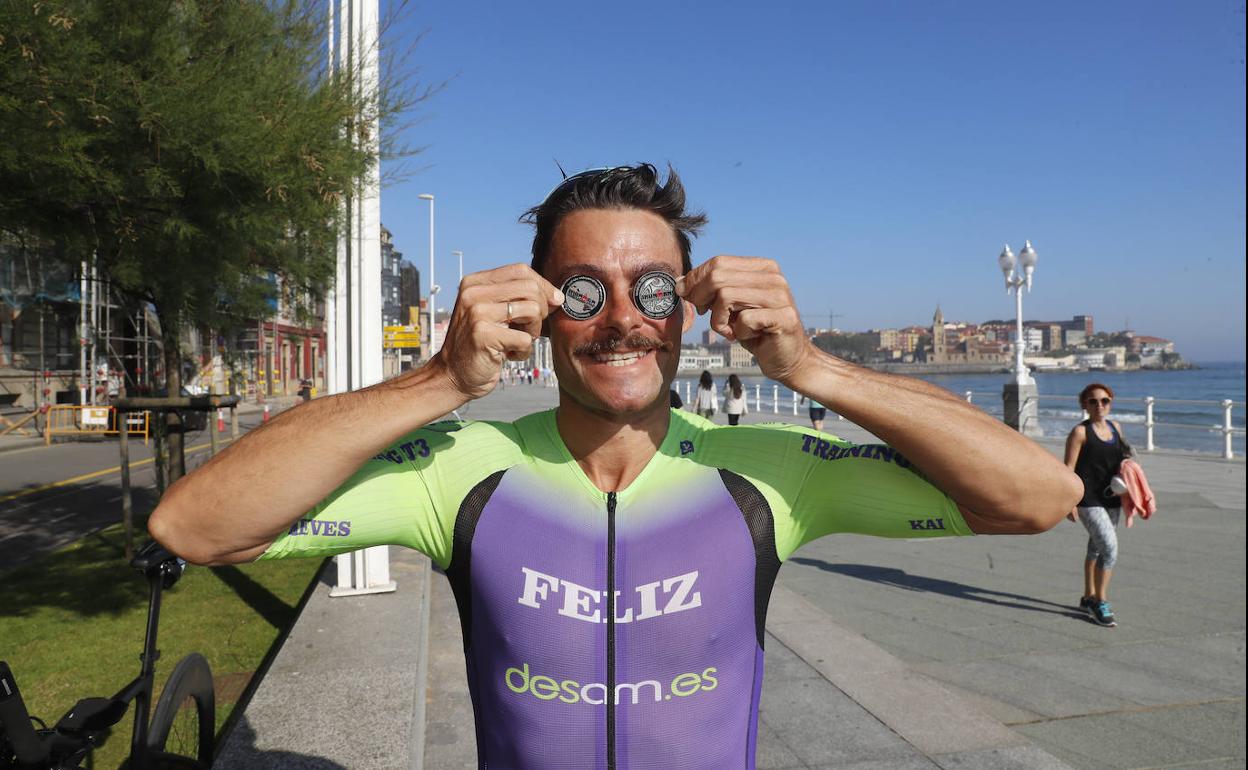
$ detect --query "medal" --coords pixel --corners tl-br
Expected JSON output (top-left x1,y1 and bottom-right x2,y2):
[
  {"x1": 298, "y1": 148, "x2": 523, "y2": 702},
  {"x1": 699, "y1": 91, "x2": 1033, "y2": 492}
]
[
  {"x1": 633, "y1": 271, "x2": 678, "y2": 319},
  {"x1": 560, "y1": 275, "x2": 607, "y2": 320}
]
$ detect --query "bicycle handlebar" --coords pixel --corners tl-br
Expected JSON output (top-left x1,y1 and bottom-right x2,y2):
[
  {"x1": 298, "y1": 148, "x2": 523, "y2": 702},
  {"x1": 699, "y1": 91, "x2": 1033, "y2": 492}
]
[{"x1": 131, "y1": 541, "x2": 186, "y2": 589}]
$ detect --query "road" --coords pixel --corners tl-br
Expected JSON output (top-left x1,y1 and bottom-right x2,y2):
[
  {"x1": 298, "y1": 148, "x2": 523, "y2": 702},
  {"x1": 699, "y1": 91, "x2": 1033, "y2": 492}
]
[{"x1": 0, "y1": 403, "x2": 293, "y2": 570}]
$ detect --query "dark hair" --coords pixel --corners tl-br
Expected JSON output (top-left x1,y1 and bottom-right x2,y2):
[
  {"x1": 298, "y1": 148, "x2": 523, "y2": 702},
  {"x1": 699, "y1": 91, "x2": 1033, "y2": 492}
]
[
  {"x1": 727, "y1": 374, "x2": 743, "y2": 398},
  {"x1": 1078, "y1": 382, "x2": 1114, "y2": 405},
  {"x1": 699, "y1": 370, "x2": 713, "y2": 389},
  {"x1": 521, "y1": 163, "x2": 708, "y2": 279}
]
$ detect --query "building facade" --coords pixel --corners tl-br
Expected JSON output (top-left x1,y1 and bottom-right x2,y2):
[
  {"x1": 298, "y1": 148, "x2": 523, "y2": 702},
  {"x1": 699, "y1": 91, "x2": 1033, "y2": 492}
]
[
  {"x1": 678, "y1": 346, "x2": 726, "y2": 370},
  {"x1": 381, "y1": 225, "x2": 405, "y2": 328},
  {"x1": 928, "y1": 306, "x2": 1010, "y2": 365},
  {"x1": 708, "y1": 341, "x2": 756, "y2": 368}
]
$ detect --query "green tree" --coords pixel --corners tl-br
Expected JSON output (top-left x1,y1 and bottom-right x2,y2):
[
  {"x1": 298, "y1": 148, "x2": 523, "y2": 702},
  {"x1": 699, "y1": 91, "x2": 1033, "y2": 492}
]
[
  {"x1": 1, "y1": 0, "x2": 430, "y2": 483},
  {"x1": 1087, "y1": 331, "x2": 1132, "y2": 348},
  {"x1": 1159, "y1": 351, "x2": 1185, "y2": 369},
  {"x1": 812, "y1": 332, "x2": 879, "y2": 363}
]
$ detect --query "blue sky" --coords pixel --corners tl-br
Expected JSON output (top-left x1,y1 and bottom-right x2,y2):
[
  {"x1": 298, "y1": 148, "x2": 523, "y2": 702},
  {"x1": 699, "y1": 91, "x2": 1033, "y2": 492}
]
[{"x1": 377, "y1": 0, "x2": 1245, "y2": 362}]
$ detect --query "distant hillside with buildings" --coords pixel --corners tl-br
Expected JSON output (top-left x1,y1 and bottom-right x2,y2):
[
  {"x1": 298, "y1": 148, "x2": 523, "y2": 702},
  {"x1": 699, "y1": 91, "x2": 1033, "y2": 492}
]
[{"x1": 678, "y1": 306, "x2": 1188, "y2": 373}]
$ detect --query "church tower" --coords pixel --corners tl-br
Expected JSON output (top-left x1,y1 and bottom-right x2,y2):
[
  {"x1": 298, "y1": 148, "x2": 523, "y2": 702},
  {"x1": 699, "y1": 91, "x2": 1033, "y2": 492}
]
[{"x1": 932, "y1": 305, "x2": 946, "y2": 363}]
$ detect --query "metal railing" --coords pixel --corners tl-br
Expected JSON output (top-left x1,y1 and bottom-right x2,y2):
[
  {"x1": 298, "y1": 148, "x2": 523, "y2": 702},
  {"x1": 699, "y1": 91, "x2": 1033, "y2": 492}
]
[
  {"x1": 964, "y1": 391, "x2": 1245, "y2": 460},
  {"x1": 677, "y1": 381, "x2": 845, "y2": 419},
  {"x1": 675, "y1": 380, "x2": 1243, "y2": 459}
]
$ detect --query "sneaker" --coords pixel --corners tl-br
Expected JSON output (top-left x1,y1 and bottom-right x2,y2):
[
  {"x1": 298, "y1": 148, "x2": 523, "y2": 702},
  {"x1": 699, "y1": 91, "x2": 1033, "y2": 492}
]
[
  {"x1": 1078, "y1": 596, "x2": 1095, "y2": 615},
  {"x1": 1090, "y1": 600, "x2": 1117, "y2": 627}
]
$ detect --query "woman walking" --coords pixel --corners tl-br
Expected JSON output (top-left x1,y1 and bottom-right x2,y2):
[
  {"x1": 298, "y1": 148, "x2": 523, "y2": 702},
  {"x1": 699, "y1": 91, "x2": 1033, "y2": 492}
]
[
  {"x1": 691, "y1": 370, "x2": 718, "y2": 419},
  {"x1": 722, "y1": 374, "x2": 748, "y2": 426},
  {"x1": 1064, "y1": 383, "x2": 1129, "y2": 627},
  {"x1": 800, "y1": 396, "x2": 827, "y2": 432}
]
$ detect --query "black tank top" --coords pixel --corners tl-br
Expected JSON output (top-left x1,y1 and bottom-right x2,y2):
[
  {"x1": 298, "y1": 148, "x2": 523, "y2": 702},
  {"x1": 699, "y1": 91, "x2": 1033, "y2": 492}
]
[{"x1": 1074, "y1": 419, "x2": 1125, "y2": 508}]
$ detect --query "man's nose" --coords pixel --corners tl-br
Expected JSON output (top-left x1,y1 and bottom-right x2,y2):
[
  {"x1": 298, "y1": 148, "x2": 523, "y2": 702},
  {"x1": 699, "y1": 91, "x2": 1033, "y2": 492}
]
[{"x1": 601, "y1": 281, "x2": 642, "y2": 334}]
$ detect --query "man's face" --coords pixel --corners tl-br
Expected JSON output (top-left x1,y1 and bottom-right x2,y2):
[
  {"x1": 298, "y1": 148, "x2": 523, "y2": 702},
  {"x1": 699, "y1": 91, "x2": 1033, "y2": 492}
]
[{"x1": 544, "y1": 209, "x2": 694, "y2": 417}]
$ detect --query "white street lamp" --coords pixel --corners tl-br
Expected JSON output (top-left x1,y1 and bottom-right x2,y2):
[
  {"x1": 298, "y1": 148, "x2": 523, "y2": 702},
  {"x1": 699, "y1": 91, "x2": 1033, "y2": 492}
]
[
  {"x1": 418, "y1": 193, "x2": 435, "y2": 358},
  {"x1": 998, "y1": 240, "x2": 1038, "y2": 384},
  {"x1": 997, "y1": 240, "x2": 1041, "y2": 436}
]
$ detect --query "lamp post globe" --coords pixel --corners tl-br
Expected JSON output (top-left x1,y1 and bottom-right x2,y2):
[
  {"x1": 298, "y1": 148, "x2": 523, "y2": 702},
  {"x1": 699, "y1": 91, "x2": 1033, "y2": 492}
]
[
  {"x1": 998, "y1": 244, "x2": 1016, "y2": 288},
  {"x1": 1018, "y1": 240, "x2": 1038, "y2": 290}
]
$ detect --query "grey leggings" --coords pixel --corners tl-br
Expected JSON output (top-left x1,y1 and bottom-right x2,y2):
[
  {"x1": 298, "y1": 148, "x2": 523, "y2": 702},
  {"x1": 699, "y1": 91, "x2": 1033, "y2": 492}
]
[{"x1": 1079, "y1": 505, "x2": 1121, "y2": 570}]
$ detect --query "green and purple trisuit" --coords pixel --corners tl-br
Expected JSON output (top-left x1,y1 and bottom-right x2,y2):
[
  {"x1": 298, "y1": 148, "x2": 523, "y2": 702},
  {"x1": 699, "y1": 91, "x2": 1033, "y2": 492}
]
[{"x1": 262, "y1": 409, "x2": 971, "y2": 769}]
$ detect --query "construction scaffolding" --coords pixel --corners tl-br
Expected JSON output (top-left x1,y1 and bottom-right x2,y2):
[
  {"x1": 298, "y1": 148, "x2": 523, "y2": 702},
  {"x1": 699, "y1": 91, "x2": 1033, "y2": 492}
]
[
  {"x1": 2, "y1": 238, "x2": 160, "y2": 411},
  {"x1": 3, "y1": 234, "x2": 334, "y2": 434}
]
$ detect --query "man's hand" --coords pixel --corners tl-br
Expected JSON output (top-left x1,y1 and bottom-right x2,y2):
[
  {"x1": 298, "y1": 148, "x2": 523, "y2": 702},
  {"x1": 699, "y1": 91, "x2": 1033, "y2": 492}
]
[
  {"x1": 435, "y1": 264, "x2": 564, "y2": 401},
  {"x1": 1067, "y1": 509, "x2": 1080, "y2": 523},
  {"x1": 676, "y1": 256, "x2": 813, "y2": 385}
]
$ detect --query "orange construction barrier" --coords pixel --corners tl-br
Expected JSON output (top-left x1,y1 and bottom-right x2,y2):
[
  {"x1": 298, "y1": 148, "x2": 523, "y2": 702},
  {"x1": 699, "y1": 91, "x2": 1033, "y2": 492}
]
[{"x1": 44, "y1": 405, "x2": 150, "y2": 445}]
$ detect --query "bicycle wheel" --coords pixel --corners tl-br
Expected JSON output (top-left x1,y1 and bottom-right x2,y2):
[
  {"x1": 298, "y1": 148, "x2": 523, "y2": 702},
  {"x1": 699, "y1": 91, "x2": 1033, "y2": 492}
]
[{"x1": 146, "y1": 653, "x2": 215, "y2": 769}]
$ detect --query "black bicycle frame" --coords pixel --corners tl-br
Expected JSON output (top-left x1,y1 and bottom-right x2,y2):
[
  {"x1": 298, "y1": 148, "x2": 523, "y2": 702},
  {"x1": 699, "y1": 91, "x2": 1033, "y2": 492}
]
[
  {"x1": 111, "y1": 568, "x2": 164, "y2": 770},
  {"x1": 1, "y1": 544, "x2": 182, "y2": 770}
]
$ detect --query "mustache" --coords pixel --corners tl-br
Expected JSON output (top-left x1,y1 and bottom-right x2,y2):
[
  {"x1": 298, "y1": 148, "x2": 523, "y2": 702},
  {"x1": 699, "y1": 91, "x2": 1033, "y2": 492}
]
[{"x1": 573, "y1": 334, "x2": 671, "y2": 356}]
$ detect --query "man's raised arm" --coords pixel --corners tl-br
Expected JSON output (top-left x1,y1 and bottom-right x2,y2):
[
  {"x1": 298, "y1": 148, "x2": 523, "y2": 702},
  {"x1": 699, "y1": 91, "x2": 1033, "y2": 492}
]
[
  {"x1": 148, "y1": 264, "x2": 563, "y2": 565},
  {"x1": 677, "y1": 256, "x2": 1083, "y2": 534}
]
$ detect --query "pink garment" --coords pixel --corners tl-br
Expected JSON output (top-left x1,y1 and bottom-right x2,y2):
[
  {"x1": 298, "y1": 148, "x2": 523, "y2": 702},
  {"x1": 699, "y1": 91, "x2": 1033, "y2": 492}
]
[{"x1": 1118, "y1": 458, "x2": 1157, "y2": 527}]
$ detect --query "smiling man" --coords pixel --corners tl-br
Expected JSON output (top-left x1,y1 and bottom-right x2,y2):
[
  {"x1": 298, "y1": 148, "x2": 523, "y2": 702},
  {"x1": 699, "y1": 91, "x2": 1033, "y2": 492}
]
[{"x1": 150, "y1": 164, "x2": 1082, "y2": 769}]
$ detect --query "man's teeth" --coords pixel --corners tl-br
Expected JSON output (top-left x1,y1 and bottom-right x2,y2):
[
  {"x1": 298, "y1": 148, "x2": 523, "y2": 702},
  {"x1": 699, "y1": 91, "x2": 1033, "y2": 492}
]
[{"x1": 593, "y1": 351, "x2": 648, "y2": 366}]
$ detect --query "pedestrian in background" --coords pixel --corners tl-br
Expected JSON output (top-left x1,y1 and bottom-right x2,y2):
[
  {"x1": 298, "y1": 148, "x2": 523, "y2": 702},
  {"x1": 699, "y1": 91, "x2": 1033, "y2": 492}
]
[
  {"x1": 800, "y1": 395, "x2": 827, "y2": 432},
  {"x1": 691, "y1": 369, "x2": 717, "y2": 419},
  {"x1": 722, "y1": 374, "x2": 748, "y2": 426},
  {"x1": 1064, "y1": 382, "x2": 1130, "y2": 627},
  {"x1": 669, "y1": 388, "x2": 683, "y2": 409}
]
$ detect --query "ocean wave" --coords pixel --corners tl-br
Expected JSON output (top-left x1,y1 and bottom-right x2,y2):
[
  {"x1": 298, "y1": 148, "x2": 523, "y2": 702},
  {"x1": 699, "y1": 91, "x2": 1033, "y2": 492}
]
[{"x1": 1041, "y1": 408, "x2": 1147, "y2": 424}]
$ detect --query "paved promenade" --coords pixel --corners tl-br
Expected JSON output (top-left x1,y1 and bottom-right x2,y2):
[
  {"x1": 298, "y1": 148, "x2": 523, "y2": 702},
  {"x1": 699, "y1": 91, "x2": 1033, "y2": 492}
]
[{"x1": 214, "y1": 383, "x2": 1245, "y2": 769}]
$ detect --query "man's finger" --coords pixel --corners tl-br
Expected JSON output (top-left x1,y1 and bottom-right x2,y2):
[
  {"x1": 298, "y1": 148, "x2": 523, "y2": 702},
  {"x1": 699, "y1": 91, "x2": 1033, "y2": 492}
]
[
  {"x1": 678, "y1": 266, "x2": 787, "y2": 313},
  {"x1": 683, "y1": 255, "x2": 779, "y2": 284},
  {"x1": 458, "y1": 262, "x2": 530, "y2": 290},
  {"x1": 463, "y1": 279, "x2": 562, "y2": 318},
  {"x1": 701, "y1": 280, "x2": 792, "y2": 334},
  {"x1": 730, "y1": 307, "x2": 794, "y2": 342},
  {"x1": 474, "y1": 323, "x2": 535, "y2": 361},
  {"x1": 472, "y1": 298, "x2": 543, "y2": 326},
  {"x1": 494, "y1": 327, "x2": 537, "y2": 361},
  {"x1": 502, "y1": 300, "x2": 545, "y2": 339},
  {"x1": 679, "y1": 255, "x2": 780, "y2": 288},
  {"x1": 460, "y1": 264, "x2": 564, "y2": 305}
]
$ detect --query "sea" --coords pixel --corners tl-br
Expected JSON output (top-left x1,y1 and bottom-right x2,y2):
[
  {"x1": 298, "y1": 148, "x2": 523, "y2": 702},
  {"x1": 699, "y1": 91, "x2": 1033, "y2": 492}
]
[{"x1": 676, "y1": 361, "x2": 1247, "y2": 457}]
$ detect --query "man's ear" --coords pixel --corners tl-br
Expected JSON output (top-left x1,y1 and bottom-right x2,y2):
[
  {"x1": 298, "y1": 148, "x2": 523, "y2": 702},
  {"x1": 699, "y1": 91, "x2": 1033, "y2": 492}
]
[{"x1": 680, "y1": 299, "x2": 696, "y2": 333}]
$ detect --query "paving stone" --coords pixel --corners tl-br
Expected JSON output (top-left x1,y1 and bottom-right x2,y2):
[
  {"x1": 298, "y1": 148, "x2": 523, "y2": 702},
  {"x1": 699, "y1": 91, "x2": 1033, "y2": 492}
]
[
  {"x1": 217, "y1": 549, "x2": 428, "y2": 770},
  {"x1": 755, "y1": 717, "x2": 810, "y2": 769},
  {"x1": 932, "y1": 744, "x2": 1075, "y2": 769},
  {"x1": 760, "y1": 678, "x2": 925, "y2": 766},
  {"x1": 1017, "y1": 650, "x2": 1232, "y2": 706},
  {"x1": 914, "y1": 659, "x2": 1133, "y2": 718},
  {"x1": 1014, "y1": 703, "x2": 1234, "y2": 769}
]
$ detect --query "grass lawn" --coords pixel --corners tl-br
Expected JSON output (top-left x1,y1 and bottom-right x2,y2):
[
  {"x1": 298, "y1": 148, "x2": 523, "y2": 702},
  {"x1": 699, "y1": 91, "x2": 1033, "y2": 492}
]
[{"x1": 1, "y1": 520, "x2": 323, "y2": 769}]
